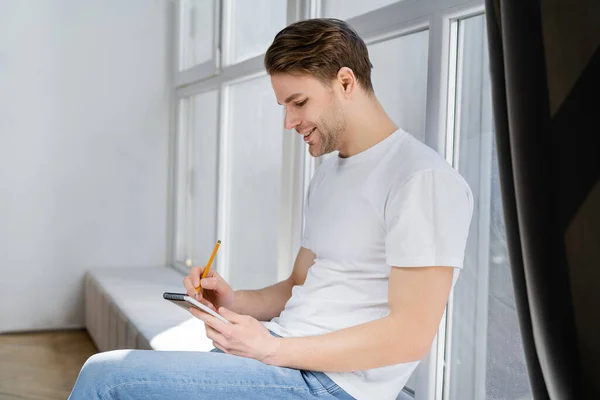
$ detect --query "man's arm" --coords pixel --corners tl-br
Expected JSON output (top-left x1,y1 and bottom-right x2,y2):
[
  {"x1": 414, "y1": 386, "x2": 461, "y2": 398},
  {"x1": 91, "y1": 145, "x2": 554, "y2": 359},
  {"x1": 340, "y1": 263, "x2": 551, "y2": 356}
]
[
  {"x1": 231, "y1": 247, "x2": 315, "y2": 321},
  {"x1": 267, "y1": 266, "x2": 454, "y2": 371}
]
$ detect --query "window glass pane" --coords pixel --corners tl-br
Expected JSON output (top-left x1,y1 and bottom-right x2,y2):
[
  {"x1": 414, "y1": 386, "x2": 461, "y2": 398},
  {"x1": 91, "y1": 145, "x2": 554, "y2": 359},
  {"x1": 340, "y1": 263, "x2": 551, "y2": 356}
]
[
  {"x1": 448, "y1": 14, "x2": 533, "y2": 400},
  {"x1": 179, "y1": 0, "x2": 215, "y2": 71},
  {"x1": 175, "y1": 91, "x2": 219, "y2": 265},
  {"x1": 225, "y1": 75, "x2": 284, "y2": 289},
  {"x1": 191, "y1": 91, "x2": 219, "y2": 265},
  {"x1": 322, "y1": 0, "x2": 404, "y2": 21},
  {"x1": 227, "y1": 0, "x2": 287, "y2": 65},
  {"x1": 320, "y1": 30, "x2": 429, "y2": 165},
  {"x1": 369, "y1": 30, "x2": 429, "y2": 142}
]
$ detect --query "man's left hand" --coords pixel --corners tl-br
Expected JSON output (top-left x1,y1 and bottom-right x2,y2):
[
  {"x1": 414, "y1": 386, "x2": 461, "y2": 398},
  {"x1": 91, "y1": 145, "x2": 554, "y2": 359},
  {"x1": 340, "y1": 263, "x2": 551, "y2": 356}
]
[{"x1": 189, "y1": 306, "x2": 280, "y2": 365}]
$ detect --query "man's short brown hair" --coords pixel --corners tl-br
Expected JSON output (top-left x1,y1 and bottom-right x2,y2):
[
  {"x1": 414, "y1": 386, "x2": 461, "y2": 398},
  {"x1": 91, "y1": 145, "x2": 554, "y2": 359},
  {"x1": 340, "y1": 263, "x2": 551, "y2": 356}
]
[{"x1": 264, "y1": 18, "x2": 374, "y2": 94}]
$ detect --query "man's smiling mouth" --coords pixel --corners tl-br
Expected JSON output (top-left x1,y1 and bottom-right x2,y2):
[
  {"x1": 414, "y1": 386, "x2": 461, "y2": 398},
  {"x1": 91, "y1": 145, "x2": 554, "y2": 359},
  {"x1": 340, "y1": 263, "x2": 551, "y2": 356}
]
[{"x1": 304, "y1": 127, "x2": 316, "y2": 142}]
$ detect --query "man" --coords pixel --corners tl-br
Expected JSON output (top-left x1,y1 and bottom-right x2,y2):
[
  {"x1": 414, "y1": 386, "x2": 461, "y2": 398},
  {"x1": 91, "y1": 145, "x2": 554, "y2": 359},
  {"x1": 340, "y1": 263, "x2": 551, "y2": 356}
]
[{"x1": 70, "y1": 18, "x2": 472, "y2": 400}]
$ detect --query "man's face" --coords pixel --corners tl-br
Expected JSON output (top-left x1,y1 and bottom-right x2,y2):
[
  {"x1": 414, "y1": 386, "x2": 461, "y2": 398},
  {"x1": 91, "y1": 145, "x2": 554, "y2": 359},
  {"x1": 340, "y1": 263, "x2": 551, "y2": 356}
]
[{"x1": 271, "y1": 73, "x2": 346, "y2": 157}]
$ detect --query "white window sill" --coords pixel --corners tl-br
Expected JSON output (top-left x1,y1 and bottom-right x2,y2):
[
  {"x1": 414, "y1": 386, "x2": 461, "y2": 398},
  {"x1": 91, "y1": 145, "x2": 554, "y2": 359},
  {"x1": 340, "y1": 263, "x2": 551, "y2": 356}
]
[{"x1": 85, "y1": 266, "x2": 213, "y2": 352}]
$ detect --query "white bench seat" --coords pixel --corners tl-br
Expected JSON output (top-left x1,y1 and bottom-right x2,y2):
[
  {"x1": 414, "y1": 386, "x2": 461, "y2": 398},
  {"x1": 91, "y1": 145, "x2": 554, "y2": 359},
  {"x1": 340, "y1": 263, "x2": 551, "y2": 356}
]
[{"x1": 85, "y1": 267, "x2": 214, "y2": 352}]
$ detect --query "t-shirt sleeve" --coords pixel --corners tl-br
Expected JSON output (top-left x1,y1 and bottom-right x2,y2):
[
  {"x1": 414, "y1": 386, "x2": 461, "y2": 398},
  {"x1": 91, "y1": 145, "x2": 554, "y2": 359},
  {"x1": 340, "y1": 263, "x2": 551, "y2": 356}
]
[{"x1": 385, "y1": 169, "x2": 473, "y2": 269}]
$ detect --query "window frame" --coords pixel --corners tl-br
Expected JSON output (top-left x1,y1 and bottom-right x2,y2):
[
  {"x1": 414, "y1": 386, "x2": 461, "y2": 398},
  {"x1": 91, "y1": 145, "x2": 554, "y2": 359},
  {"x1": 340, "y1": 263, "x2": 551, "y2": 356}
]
[
  {"x1": 443, "y1": 9, "x2": 516, "y2": 400},
  {"x1": 170, "y1": 0, "x2": 308, "y2": 281},
  {"x1": 175, "y1": 0, "x2": 222, "y2": 86}
]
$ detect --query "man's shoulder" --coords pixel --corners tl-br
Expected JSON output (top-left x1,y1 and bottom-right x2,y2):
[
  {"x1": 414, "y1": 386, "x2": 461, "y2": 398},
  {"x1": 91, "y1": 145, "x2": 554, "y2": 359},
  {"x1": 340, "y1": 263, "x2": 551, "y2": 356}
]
[
  {"x1": 365, "y1": 131, "x2": 471, "y2": 212},
  {"x1": 389, "y1": 135, "x2": 472, "y2": 206},
  {"x1": 374, "y1": 131, "x2": 455, "y2": 184}
]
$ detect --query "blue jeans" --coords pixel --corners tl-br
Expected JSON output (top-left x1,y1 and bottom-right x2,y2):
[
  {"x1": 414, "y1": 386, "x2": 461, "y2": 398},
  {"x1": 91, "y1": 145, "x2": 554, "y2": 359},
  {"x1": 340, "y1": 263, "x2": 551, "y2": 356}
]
[{"x1": 69, "y1": 331, "x2": 355, "y2": 399}]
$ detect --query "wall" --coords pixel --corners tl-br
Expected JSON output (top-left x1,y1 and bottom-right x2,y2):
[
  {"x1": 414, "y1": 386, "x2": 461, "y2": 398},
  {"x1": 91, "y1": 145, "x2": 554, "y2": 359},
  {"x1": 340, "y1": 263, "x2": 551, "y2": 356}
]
[{"x1": 0, "y1": 0, "x2": 172, "y2": 332}]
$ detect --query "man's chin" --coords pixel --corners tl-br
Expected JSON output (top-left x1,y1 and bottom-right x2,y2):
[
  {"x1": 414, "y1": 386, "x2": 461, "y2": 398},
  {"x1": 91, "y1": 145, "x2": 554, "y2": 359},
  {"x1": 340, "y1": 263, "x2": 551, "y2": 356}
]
[{"x1": 308, "y1": 144, "x2": 321, "y2": 158}]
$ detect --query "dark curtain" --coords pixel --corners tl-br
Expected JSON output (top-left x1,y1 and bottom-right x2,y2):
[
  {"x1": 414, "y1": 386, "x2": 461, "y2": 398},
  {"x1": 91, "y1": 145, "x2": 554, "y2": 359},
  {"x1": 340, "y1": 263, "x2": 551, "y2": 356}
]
[{"x1": 485, "y1": 0, "x2": 600, "y2": 399}]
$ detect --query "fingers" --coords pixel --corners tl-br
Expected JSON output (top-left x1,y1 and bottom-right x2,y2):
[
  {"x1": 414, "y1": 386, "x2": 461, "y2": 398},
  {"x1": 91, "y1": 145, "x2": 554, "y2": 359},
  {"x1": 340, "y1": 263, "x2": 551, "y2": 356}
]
[
  {"x1": 200, "y1": 277, "x2": 218, "y2": 291},
  {"x1": 189, "y1": 307, "x2": 229, "y2": 333},
  {"x1": 212, "y1": 342, "x2": 229, "y2": 353},
  {"x1": 189, "y1": 266, "x2": 203, "y2": 288},
  {"x1": 185, "y1": 266, "x2": 209, "y2": 298},
  {"x1": 183, "y1": 276, "x2": 197, "y2": 298},
  {"x1": 204, "y1": 268, "x2": 220, "y2": 278},
  {"x1": 218, "y1": 307, "x2": 247, "y2": 324},
  {"x1": 205, "y1": 324, "x2": 227, "y2": 347},
  {"x1": 184, "y1": 267, "x2": 228, "y2": 301}
]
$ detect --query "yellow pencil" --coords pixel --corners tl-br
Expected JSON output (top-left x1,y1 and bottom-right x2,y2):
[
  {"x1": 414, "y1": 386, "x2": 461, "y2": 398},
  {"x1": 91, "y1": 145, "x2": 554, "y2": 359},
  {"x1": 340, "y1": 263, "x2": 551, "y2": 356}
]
[{"x1": 195, "y1": 240, "x2": 221, "y2": 294}]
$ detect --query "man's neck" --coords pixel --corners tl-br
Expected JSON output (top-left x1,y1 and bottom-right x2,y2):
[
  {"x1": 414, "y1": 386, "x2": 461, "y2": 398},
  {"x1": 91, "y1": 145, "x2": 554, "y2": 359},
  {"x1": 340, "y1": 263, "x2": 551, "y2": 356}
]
[{"x1": 338, "y1": 99, "x2": 398, "y2": 158}]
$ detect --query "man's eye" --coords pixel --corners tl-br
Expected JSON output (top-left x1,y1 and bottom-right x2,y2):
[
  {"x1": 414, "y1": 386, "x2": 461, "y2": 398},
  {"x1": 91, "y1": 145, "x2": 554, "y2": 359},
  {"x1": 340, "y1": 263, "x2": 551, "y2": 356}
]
[{"x1": 295, "y1": 99, "x2": 308, "y2": 107}]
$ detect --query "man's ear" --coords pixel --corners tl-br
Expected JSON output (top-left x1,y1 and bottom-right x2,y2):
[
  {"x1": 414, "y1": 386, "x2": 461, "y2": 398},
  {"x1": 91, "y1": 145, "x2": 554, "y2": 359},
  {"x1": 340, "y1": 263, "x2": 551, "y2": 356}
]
[{"x1": 336, "y1": 67, "x2": 357, "y2": 96}]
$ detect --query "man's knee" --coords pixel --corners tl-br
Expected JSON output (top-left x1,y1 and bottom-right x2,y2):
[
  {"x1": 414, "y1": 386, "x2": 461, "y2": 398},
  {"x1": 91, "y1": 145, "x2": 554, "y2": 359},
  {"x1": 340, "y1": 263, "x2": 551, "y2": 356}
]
[
  {"x1": 70, "y1": 350, "x2": 131, "y2": 399},
  {"x1": 82, "y1": 350, "x2": 129, "y2": 376}
]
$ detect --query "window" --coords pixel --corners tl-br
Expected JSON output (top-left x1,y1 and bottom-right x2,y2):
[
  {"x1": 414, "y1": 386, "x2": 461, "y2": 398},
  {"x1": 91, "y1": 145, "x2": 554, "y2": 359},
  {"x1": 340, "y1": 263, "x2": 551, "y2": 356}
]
[
  {"x1": 321, "y1": 0, "x2": 405, "y2": 21},
  {"x1": 177, "y1": 0, "x2": 220, "y2": 86},
  {"x1": 171, "y1": 2, "x2": 533, "y2": 400},
  {"x1": 220, "y1": 75, "x2": 285, "y2": 289},
  {"x1": 174, "y1": 90, "x2": 219, "y2": 268},
  {"x1": 223, "y1": 0, "x2": 287, "y2": 65},
  {"x1": 173, "y1": 1, "x2": 303, "y2": 290},
  {"x1": 179, "y1": 0, "x2": 216, "y2": 71},
  {"x1": 368, "y1": 29, "x2": 429, "y2": 142},
  {"x1": 445, "y1": 14, "x2": 533, "y2": 400}
]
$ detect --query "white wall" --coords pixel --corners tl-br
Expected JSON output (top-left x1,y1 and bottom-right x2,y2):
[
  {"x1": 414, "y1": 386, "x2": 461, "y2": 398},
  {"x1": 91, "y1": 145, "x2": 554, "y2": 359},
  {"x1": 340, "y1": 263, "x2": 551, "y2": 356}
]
[{"x1": 0, "y1": 0, "x2": 172, "y2": 332}]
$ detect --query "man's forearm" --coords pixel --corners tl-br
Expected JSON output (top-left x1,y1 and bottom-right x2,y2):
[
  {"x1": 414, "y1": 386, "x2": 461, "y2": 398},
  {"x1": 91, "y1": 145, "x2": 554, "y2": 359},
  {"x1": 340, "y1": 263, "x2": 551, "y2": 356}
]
[
  {"x1": 267, "y1": 315, "x2": 430, "y2": 372},
  {"x1": 231, "y1": 278, "x2": 294, "y2": 321}
]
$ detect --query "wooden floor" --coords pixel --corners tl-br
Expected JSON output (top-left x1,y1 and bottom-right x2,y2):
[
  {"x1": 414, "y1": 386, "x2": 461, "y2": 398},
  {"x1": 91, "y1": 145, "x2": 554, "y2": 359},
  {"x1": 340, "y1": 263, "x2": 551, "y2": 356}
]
[{"x1": 0, "y1": 330, "x2": 97, "y2": 400}]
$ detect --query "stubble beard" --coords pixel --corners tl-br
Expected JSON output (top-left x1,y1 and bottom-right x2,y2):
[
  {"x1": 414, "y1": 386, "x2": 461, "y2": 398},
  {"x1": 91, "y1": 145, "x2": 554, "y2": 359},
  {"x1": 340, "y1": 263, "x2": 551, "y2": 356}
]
[{"x1": 311, "y1": 98, "x2": 346, "y2": 158}]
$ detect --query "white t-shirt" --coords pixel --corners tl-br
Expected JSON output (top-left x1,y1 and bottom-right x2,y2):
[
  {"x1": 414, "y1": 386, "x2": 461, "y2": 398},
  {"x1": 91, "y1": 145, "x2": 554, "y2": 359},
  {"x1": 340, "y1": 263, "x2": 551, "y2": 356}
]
[{"x1": 264, "y1": 128, "x2": 473, "y2": 400}]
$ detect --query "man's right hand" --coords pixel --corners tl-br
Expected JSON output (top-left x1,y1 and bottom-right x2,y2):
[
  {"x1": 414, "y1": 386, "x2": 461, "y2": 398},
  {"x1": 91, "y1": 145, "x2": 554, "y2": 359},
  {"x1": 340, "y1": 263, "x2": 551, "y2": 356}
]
[{"x1": 183, "y1": 266, "x2": 236, "y2": 312}]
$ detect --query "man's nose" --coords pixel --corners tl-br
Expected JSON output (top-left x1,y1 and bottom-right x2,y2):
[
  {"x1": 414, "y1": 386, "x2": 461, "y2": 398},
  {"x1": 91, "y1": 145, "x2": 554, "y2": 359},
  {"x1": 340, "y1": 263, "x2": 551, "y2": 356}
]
[{"x1": 284, "y1": 110, "x2": 300, "y2": 131}]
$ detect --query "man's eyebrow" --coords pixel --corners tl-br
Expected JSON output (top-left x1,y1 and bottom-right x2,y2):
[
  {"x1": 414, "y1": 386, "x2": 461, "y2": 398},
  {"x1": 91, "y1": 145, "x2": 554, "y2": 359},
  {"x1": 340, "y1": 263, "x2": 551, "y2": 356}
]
[{"x1": 277, "y1": 93, "x2": 303, "y2": 105}]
